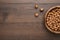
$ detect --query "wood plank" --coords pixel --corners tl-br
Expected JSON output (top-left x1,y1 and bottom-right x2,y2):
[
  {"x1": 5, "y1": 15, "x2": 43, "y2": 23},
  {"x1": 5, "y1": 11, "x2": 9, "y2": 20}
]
[
  {"x1": 0, "y1": 0, "x2": 60, "y2": 3},
  {"x1": 0, "y1": 3, "x2": 60, "y2": 40}
]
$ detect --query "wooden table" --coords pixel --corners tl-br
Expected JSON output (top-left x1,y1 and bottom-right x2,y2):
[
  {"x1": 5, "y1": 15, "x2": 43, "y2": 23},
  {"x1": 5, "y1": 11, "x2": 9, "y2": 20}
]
[{"x1": 0, "y1": 0, "x2": 60, "y2": 40}]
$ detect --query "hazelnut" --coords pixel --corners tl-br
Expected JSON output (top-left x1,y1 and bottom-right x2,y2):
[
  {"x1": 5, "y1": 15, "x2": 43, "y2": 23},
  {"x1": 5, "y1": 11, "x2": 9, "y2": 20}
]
[
  {"x1": 40, "y1": 8, "x2": 44, "y2": 12},
  {"x1": 34, "y1": 13, "x2": 39, "y2": 17},
  {"x1": 35, "y1": 4, "x2": 38, "y2": 9}
]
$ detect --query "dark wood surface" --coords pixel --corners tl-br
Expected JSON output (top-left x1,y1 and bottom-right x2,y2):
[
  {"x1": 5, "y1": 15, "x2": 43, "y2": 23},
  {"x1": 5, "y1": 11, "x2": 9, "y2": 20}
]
[
  {"x1": 0, "y1": 0, "x2": 60, "y2": 3},
  {"x1": 0, "y1": 0, "x2": 60, "y2": 40}
]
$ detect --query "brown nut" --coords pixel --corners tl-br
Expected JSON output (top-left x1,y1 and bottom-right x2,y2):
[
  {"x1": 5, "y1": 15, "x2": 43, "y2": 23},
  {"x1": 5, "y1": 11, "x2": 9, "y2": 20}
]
[
  {"x1": 40, "y1": 8, "x2": 44, "y2": 12},
  {"x1": 34, "y1": 13, "x2": 39, "y2": 17},
  {"x1": 35, "y1": 4, "x2": 38, "y2": 9}
]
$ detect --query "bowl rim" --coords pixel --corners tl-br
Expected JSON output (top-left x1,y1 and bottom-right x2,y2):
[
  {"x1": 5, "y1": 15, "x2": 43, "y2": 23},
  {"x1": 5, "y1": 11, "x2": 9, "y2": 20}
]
[{"x1": 45, "y1": 6, "x2": 60, "y2": 34}]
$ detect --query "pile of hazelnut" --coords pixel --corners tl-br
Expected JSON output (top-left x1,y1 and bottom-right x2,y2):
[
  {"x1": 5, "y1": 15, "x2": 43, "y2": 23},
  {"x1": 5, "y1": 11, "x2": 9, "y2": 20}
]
[{"x1": 45, "y1": 7, "x2": 60, "y2": 33}]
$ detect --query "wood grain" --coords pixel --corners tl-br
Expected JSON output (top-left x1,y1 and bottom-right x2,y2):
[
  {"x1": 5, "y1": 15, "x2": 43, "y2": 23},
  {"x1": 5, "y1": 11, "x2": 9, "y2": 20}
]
[
  {"x1": 0, "y1": 3, "x2": 60, "y2": 40},
  {"x1": 0, "y1": 0, "x2": 60, "y2": 3}
]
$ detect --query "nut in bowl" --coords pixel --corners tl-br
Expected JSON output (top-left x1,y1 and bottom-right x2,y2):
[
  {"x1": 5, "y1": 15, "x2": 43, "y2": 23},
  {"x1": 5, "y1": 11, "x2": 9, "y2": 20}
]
[{"x1": 45, "y1": 6, "x2": 60, "y2": 34}]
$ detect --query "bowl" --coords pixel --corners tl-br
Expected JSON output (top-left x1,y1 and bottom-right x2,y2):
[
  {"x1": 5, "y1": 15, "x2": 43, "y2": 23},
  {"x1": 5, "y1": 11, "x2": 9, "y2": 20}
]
[{"x1": 45, "y1": 6, "x2": 60, "y2": 34}]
